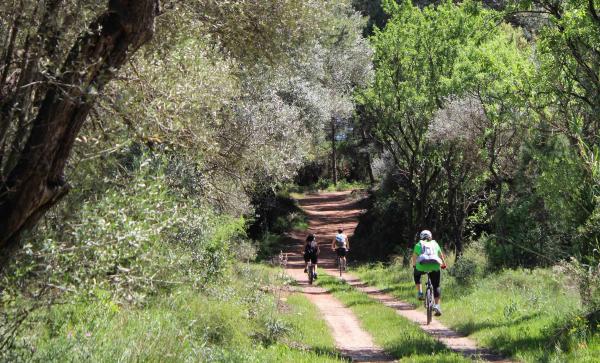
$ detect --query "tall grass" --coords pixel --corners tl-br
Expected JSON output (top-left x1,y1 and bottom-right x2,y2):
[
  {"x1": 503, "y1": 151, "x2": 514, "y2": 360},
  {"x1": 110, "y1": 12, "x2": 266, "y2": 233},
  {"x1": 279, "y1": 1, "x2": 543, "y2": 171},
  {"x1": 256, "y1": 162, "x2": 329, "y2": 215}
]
[{"x1": 6, "y1": 264, "x2": 344, "y2": 362}]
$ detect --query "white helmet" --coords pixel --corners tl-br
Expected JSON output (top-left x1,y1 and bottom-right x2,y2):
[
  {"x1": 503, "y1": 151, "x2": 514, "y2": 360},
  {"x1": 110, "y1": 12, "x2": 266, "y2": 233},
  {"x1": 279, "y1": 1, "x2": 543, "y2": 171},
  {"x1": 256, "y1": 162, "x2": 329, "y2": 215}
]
[{"x1": 419, "y1": 230, "x2": 432, "y2": 240}]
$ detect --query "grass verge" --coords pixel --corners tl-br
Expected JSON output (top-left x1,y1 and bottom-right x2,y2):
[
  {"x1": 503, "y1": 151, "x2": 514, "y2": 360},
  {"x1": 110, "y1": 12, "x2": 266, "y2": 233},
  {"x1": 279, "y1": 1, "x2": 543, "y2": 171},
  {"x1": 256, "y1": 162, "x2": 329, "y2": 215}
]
[
  {"x1": 7, "y1": 264, "x2": 344, "y2": 363},
  {"x1": 355, "y1": 264, "x2": 600, "y2": 362},
  {"x1": 317, "y1": 275, "x2": 470, "y2": 362},
  {"x1": 278, "y1": 293, "x2": 344, "y2": 362}
]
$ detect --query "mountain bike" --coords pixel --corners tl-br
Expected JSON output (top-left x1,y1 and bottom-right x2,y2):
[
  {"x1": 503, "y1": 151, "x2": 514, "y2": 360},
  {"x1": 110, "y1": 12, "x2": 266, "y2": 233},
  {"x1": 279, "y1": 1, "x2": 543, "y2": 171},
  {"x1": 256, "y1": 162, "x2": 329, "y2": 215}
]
[
  {"x1": 307, "y1": 261, "x2": 315, "y2": 285},
  {"x1": 336, "y1": 255, "x2": 346, "y2": 277},
  {"x1": 334, "y1": 248, "x2": 348, "y2": 277},
  {"x1": 424, "y1": 272, "x2": 434, "y2": 325}
]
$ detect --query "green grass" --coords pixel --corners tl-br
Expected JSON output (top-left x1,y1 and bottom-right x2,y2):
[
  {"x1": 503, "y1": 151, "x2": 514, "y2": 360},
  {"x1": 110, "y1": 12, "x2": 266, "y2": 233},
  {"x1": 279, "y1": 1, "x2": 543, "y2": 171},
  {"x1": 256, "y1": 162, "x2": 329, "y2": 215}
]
[
  {"x1": 324, "y1": 180, "x2": 369, "y2": 192},
  {"x1": 284, "y1": 180, "x2": 369, "y2": 194},
  {"x1": 355, "y1": 263, "x2": 600, "y2": 362},
  {"x1": 316, "y1": 275, "x2": 470, "y2": 362},
  {"x1": 7, "y1": 264, "x2": 344, "y2": 363},
  {"x1": 279, "y1": 293, "x2": 344, "y2": 361}
]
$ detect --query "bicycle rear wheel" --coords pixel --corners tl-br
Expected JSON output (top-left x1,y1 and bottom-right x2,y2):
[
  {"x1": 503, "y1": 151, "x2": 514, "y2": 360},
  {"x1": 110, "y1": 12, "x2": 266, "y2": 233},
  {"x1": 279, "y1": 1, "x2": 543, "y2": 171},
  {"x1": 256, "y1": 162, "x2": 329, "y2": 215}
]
[
  {"x1": 308, "y1": 264, "x2": 314, "y2": 285},
  {"x1": 426, "y1": 286, "x2": 433, "y2": 324}
]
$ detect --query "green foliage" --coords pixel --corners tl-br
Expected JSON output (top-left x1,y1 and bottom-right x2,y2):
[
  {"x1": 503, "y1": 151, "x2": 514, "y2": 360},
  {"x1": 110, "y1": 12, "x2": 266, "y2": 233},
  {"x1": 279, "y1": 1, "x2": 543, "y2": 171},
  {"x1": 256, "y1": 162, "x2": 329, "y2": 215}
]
[
  {"x1": 357, "y1": 0, "x2": 532, "y2": 255},
  {"x1": 356, "y1": 0, "x2": 599, "y2": 277},
  {"x1": 488, "y1": 133, "x2": 594, "y2": 269},
  {"x1": 326, "y1": 180, "x2": 369, "y2": 192},
  {"x1": 355, "y1": 263, "x2": 600, "y2": 362},
  {"x1": 549, "y1": 310, "x2": 600, "y2": 358},
  {"x1": 479, "y1": 0, "x2": 600, "y2": 271},
  {"x1": 292, "y1": 178, "x2": 368, "y2": 192},
  {"x1": 4, "y1": 150, "x2": 242, "y2": 301},
  {"x1": 449, "y1": 238, "x2": 489, "y2": 285},
  {"x1": 248, "y1": 189, "x2": 308, "y2": 260},
  {"x1": 2, "y1": 264, "x2": 342, "y2": 362},
  {"x1": 0, "y1": 148, "x2": 252, "y2": 355}
]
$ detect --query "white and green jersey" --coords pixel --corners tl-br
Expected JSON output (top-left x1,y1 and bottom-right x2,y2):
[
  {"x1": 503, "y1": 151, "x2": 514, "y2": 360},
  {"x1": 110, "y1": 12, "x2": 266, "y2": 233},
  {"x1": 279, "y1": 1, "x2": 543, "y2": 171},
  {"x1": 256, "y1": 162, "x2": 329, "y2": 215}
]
[{"x1": 414, "y1": 240, "x2": 443, "y2": 272}]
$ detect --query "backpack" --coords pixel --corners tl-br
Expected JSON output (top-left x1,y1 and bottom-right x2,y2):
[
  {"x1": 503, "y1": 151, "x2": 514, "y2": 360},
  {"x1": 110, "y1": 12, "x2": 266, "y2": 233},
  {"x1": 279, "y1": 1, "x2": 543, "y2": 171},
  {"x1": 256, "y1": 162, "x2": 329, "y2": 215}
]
[
  {"x1": 335, "y1": 234, "x2": 346, "y2": 248},
  {"x1": 416, "y1": 240, "x2": 442, "y2": 265},
  {"x1": 306, "y1": 240, "x2": 318, "y2": 254}
]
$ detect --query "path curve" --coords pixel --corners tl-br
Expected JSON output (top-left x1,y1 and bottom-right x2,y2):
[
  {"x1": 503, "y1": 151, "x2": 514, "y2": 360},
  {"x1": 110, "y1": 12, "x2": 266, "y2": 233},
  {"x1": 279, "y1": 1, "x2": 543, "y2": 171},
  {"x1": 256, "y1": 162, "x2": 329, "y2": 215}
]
[{"x1": 295, "y1": 190, "x2": 517, "y2": 363}]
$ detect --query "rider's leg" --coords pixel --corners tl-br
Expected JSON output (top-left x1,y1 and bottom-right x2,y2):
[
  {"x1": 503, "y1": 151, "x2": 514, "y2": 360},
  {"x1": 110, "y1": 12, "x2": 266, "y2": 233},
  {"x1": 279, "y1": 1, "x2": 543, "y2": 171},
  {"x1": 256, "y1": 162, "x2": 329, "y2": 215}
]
[
  {"x1": 431, "y1": 270, "x2": 441, "y2": 304},
  {"x1": 413, "y1": 268, "x2": 423, "y2": 297},
  {"x1": 336, "y1": 249, "x2": 343, "y2": 265}
]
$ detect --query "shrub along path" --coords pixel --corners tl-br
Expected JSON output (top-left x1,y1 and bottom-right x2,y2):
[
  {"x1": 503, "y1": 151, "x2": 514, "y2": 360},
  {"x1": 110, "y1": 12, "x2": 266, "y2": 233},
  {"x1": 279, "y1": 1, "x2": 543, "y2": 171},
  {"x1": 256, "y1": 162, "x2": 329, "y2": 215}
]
[{"x1": 293, "y1": 191, "x2": 516, "y2": 363}]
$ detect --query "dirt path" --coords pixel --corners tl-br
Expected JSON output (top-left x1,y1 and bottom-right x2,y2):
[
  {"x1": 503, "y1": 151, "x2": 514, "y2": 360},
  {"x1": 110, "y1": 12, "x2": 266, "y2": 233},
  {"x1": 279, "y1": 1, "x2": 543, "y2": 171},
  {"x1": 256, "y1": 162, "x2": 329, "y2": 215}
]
[
  {"x1": 283, "y1": 191, "x2": 393, "y2": 361},
  {"x1": 293, "y1": 190, "x2": 516, "y2": 363},
  {"x1": 284, "y1": 254, "x2": 393, "y2": 362}
]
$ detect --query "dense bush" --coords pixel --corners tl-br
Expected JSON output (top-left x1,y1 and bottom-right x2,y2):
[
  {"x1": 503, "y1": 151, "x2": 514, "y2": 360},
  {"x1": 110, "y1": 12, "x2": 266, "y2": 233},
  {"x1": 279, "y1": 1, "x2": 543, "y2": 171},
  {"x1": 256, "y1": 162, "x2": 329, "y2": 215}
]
[
  {"x1": 0, "y1": 149, "x2": 250, "y2": 355},
  {"x1": 448, "y1": 238, "x2": 489, "y2": 285}
]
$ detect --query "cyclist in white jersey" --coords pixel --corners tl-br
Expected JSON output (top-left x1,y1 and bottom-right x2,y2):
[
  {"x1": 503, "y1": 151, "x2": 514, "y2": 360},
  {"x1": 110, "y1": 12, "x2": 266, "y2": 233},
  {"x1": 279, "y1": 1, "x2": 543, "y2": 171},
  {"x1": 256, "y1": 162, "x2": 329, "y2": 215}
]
[{"x1": 331, "y1": 228, "x2": 349, "y2": 269}]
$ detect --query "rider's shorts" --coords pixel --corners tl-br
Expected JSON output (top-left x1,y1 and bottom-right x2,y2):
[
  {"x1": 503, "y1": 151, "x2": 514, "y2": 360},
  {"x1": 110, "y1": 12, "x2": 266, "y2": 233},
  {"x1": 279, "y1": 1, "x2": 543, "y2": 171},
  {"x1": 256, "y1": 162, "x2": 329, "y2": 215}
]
[
  {"x1": 335, "y1": 248, "x2": 347, "y2": 257},
  {"x1": 304, "y1": 252, "x2": 318, "y2": 264},
  {"x1": 413, "y1": 268, "x2": 441, "y2": 298}
]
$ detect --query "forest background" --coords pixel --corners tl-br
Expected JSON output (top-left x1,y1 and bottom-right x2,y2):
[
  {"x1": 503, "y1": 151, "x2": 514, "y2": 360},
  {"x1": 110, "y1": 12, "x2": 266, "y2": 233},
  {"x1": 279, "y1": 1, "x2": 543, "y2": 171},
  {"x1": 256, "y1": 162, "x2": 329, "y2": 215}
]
[{"x1": 0, "y1": 0, "x2": 599, "y2": 361}]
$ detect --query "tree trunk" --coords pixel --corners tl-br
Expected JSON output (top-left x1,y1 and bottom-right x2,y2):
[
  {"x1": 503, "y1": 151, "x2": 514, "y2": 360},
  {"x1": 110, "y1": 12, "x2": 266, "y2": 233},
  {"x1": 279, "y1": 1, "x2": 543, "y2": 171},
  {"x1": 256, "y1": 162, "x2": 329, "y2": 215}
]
[
  {"x1": 361, "y1": 128, "x2": 375, "y2": 185},
  {"x1": 0, "y1": 0, "x2": 160, "y2": 268},
  {"x1": 331, "y1": 118, "x2": 338, "y2": 185},
  {"x1": 0, "y1": 1, "x2": 22, "y2": 92}
]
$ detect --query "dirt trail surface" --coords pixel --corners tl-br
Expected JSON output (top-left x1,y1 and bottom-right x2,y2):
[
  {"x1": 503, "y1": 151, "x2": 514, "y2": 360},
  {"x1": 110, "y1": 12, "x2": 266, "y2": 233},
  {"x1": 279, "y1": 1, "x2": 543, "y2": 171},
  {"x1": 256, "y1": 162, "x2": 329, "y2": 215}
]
[
  {"x1": 283, "y1": 191, "x2": 393, "y2": 362},
  {"x1": 292, "y1": 190, "x2": 517, "y2": 363},
  {"x1": 284, "y1": 260, "x2": 393, "y2": 362}
]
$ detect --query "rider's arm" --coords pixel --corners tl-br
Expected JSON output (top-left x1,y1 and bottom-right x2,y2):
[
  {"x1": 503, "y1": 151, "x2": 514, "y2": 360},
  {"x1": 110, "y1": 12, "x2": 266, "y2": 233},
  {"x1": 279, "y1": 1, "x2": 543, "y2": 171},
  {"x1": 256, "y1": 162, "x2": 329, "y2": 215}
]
[
  {"x1": 438, "y1": 245, "x2": 446, "y2": 266},
  {"x1": 331, "y1": 238, "x2": 336, "y2": 250},
  {"x1": 412, "y1": 242, "x2": 420, "y2": 267}
]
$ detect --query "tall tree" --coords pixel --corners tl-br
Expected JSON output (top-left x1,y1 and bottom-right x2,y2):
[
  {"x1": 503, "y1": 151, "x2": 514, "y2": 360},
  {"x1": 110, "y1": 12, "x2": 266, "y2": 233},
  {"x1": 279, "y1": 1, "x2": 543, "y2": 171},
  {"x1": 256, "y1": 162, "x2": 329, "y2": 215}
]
[
  {"x1": 0, "y1": 0, "x2": 160, "y2": 265},
  {"x1": 360, "y1": 0, "x2": 531, "y2": 252}
]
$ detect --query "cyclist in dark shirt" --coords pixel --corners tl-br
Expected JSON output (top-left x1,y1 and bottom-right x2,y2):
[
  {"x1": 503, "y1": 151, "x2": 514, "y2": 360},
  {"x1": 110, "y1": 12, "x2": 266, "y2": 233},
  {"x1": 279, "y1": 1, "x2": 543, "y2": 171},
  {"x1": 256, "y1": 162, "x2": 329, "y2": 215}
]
[{"x1": 303, "y1": 233, "x2": 320, "y2": 279}]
